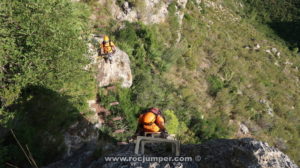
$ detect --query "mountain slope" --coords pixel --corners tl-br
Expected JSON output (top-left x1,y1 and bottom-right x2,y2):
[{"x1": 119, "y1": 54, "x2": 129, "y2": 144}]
[
  {"x1": 88, "y1": 0, "x2": 300, "y2": 165},
  {"x1": 1, "y1": 0, "x2": 300, "y2": 167}
]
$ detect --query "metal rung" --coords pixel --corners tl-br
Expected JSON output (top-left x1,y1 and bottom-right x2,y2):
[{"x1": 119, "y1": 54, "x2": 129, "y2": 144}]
[
  {"x1": 144, "y1": 132, "x2": 161, "y2": 138},
  {"x1": 134, "y1": 136, "x2": 180, "y2": 156}
]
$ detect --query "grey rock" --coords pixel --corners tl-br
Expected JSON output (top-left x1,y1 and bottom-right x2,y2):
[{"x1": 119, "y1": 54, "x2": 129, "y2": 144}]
[
  {"x1": 96, "y1": 47, "x2": 133, "y2": 88},
  {"x1": 272, "y1": 48, "x2": 278, "y2": 53},
  {"x1": 243, "y1": 45, "x2": 251, "y2": 49},
  {"x1": 253, "y1": 44, "x2": 260, "y2": 50},
  {"x1": 184, "y1": 138, "x2": 298, "y2": 168},
  {"x1": 276, "y1": 52, "x2": 281, "y2": 58},
  {"x1": 87, "y1": 35, "x2": 133, "y2": 88},
  {"x1": 63, "y1": 119, "x2": 99, "y2": 157},
  {"x1": 265, "y1": 49, "x2": 272, "y2": 55},
  {"x1": 122, "y1": 2, "x2": 131, "y2": 14},
  {"x1": 45, "y1": 138, "x2": 299, "y2": 168},
  {"x1": 99, "y1": 0, "x2": 186, "y2": 25},
  {"x1": 43, "y1": 150, "x2": 94, "y2": 168},
  {"x1": 239, "y1": 123, "x2": 250, "y2": 134}
]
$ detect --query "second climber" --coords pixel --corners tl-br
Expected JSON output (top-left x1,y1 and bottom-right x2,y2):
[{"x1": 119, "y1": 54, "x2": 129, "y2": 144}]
[{"x1": 99, "y1": 35, "x2": 116, "y2": 64}]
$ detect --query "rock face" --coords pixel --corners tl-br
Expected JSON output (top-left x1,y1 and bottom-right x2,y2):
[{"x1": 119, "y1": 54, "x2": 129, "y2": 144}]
[
  {"x1": 96, "y1": 0, "x2": 187, "y2": 25},
  {"x1": 112, "y1": 0, "x2": 170, "y2": 24},
  {"x1": 63, "y1": 119, "x2": 99, "y2": 158},
  {"x1": 96, "y1": 48, "x2": 132, "y2": 88},
  {"x1": 43, "y1": 138, "x2": 299, "y2": 168},
  {"x1": 186, "y1": 138, "x2": 299, "y2": 168},
  {"x1": 239, "y1": 122, "x2": 250, "y2": 135},
  {"x1": 87, "y1": 35, "x2": 132, "y2": 88}
]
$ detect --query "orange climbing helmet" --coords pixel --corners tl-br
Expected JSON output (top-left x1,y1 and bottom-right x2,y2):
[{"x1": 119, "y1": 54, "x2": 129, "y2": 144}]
[{"x1": 142, "y1": 112, "x2": 156, "y2": 124}]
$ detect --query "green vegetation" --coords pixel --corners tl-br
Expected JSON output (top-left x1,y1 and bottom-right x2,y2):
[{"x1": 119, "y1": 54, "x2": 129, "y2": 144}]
[
  {"x1": 0, "y1": 0, "x2": 94, "y2": 166},
  {"x1": 92, "y1": 0, "x2": 300, "y2": 164},
  {"x1": 1, "y1": 0, "x2": 300, "y2": 166},
  {"x1": 207, "y1": 75, "x2": 224, "y2": 97},
  {"x1": 97, "y1": 86, "x2": 140, "y2": 141},
  {"x1": 93, "y1": 13, "x2": 234, "y2": 144},
  {"x1": 240, "y1": 0, "x2": 300, "y2": 48},
  {"x1": 241, "y1": 0, "x2": 300, "y2": 22}
]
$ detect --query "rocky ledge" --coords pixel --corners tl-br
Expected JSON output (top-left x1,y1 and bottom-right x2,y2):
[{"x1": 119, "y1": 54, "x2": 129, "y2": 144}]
[{"x1": 44, "y1": 138, "x2": 299, "y2": 168}]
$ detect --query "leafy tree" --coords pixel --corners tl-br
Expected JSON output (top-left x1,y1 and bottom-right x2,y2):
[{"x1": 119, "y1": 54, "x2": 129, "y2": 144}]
[
  {"x1": 0, "y1": 0, "x2": 93, "y2": 166},
  {"x1": 0, "y1": 0, "x2": 92, "y2": 125}
]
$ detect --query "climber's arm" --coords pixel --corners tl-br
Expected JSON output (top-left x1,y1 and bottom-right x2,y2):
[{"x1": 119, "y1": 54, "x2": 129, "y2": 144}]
[{"x1": 156, "y1": 115, "x2": 166, "y2": 132}]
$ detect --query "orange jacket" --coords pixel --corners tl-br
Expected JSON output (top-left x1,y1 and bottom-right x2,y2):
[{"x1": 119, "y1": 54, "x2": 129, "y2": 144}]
[
  {"x1": 138, "y1": 113, "x2": 165, "y2": 133},
  {"x1": 100, "y1": 41, "x2": 115, "y2": 54}
]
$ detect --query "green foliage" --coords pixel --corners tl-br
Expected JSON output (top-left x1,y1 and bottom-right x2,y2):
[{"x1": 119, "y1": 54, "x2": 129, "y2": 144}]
[
  {"x1": 0, "y1": 0, "x2": 92, "y2": 109},
  {"x1": 95, "y1": 22, "x2": 209, "y2": 143},
  {"x1": 97, "y1": 87, "x2": 140, "y2": 141},
  {"x1": 241, "y1": 0, "x2": 300, "y2": 22},
  {"x1": 116, "y1": 88, "x2": 140, "y2": 129},
  {"x1": 167, "y1": 2, "x2": 180, "y2": 43},
  {"x1": 0, "y1": 0, "x2": 94, "y2": 166},
  {"x1": 208, "y1": 75, "x2": 224, "y2": 97},
  {"x1": 241, "y1": 0, "x2": 300, "y2": 48},
  {"x1": 164, "y1": 110, "x2": 180, "y2": 134},
  {"x1": 91, "y1": 0, "x2": 300, "y2": 164},
  {"x1": 2, "y1": 0, "x2": 297, "y2": 165},
  {"x1": 113, "y1": 22, "x2": 178, "y2": 108},
  {"x1": 191, "y1": 116, "x2": 232, "y2": 142},
  {"x1": 115, "y1": 22, "x2": 167, "y2": 71},
  {"x1": 164, "y1": 109, "x2": 199, "y2": 143}
]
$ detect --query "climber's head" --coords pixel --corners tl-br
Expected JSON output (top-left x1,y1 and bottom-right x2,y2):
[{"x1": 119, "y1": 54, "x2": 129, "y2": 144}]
[
  {"x1": 149, "y1": 107, "x2": 161, "y2": 115},
  {"x1": 103, "y1": 35, "x2": 109, "y2": 43}
]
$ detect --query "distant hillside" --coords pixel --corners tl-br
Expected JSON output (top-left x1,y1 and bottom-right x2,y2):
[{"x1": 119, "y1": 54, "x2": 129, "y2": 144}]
[{"x1": 88, "y1": 0, "x2": 300, "y2": 165}]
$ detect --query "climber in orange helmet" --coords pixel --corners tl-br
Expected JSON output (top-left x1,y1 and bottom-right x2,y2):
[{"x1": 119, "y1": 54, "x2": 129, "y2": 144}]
[
  {"x1": 100, "y1": 35, "x2": 116, "y2": 64},
  {"x1": 134, "y1": 107, "x2": 168, "y2": 138}
]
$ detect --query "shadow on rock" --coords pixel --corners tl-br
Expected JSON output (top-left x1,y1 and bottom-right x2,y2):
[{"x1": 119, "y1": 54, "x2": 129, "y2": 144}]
[{"x1": 2, "y1": 85, "x2": 98, "y2": 167}]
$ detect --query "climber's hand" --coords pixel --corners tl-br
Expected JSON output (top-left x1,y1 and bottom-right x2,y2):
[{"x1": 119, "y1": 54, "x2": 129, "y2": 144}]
[
  {"x1": 160, "y1": 131, "x2": 168, "y2": 139},
  {"x1": 128, "y1": 135, "x2": 137, "y2": 143}
]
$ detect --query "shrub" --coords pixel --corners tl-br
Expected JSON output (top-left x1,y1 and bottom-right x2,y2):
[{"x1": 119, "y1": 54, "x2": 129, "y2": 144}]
[
  {"x1": 166, "y1": 2, "x2": 180, "y2": 44},
  {"x1": 0, "y1": 0, "x2": 93, "y2": 165},
  {"x1": 0, "y1": 0, "x2": 92, "y2": 115},
  {"x1": 164, "y1": 110, "x2": 180, "y2": 134},
  {"x1": 164, "y1": 109, "x2": 199, "y2": 143},
  {"x1": 207, "y1": 75, "x2": 224, "y2": 97},
  {"x1": 191, "y1": 116, "x2": 232, "y2": 142},
  {"x1": 97, "y1": 86, "x2": 141, "y2": 138}
]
